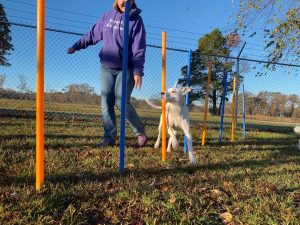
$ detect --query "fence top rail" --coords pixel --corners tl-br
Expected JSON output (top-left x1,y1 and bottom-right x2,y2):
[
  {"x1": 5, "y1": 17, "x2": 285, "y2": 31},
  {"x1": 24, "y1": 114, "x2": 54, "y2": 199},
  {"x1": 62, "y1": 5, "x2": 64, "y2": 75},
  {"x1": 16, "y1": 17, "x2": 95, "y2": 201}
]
[
  {"x1": 3, "y1": 21, "x2": 300, "y2": 68},
  {"x1": 192, "y1": 51, "x2": 300, "y2": 68}
]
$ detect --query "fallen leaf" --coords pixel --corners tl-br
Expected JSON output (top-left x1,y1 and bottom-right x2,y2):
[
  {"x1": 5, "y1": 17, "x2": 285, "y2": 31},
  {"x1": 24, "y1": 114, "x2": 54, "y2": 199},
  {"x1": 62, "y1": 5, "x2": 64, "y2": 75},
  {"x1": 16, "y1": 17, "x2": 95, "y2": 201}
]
[
  {"x1": 267, "y1": 184, "x2": 278, "y2": 192},
  {"x1": 211, "y1": 189, "x2": 222, "y2": 196},
  {"x1": 161, "y1": 186, "x2": 169, "y2": 192},
  {"x1": 169, "y1": 195, "x2": 176, "y2": 204},
  {"x1": 223, "y1": 181, "x2": 234, "y2": 188},
  {"x1": 220, "y1": 212, "x2": 233, "y2": 223},
  {"x1": 127, "y1": 163, "x2": 135, "y2": 169},
  {"x1": 194, "y1": 187, "x2": 207, "y2": 193}
]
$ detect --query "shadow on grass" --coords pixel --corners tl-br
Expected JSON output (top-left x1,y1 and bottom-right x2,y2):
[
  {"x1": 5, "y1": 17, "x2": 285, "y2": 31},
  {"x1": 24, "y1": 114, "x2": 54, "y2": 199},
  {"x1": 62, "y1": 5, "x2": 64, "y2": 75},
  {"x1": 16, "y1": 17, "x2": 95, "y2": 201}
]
[
  {"x1": 0, "y1": 135, "x2": 160, "y2": 151},
  {"x1": 2, "y1": 146, "x2": 299, "y2": 187},
  {"x1": 197, "y1": 137, "x2": 299, "y2": 147}
]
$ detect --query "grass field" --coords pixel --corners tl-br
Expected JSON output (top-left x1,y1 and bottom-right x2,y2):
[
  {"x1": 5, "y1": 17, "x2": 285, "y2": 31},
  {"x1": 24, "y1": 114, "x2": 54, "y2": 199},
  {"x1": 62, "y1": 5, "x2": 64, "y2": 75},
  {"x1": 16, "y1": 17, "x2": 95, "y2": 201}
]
[{"x1": 1, "y1": 106, "x2": 300, "y2": 224}]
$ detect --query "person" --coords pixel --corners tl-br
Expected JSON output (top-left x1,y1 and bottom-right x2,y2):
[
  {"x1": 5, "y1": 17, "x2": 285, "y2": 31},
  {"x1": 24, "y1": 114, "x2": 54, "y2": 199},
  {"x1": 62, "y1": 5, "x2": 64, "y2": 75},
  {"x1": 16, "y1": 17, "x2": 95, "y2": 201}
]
[{"x1": 67, "y1": 0, "x2": 147, "y2": 147}]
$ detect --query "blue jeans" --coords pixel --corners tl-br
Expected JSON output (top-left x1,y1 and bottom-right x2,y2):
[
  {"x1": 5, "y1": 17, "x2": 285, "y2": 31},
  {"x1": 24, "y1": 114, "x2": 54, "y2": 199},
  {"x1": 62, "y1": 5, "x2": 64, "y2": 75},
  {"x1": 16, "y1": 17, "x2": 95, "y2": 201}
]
[{"x1": 100, "y1": 67, "x2": 145, "y2": 142}]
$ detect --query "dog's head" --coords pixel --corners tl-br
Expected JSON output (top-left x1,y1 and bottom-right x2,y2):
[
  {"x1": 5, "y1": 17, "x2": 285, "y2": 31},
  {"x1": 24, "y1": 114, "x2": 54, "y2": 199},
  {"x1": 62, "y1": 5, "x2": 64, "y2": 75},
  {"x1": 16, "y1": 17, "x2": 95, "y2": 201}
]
[{"x1": 162, "y1": 81, "x2": 191, "y2": 103}]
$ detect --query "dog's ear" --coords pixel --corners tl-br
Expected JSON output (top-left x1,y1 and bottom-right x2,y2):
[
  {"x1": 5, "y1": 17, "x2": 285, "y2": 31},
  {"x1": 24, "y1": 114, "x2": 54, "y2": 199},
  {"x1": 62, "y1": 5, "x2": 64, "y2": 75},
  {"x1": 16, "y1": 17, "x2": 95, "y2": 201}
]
[
  {"x1": 173, "y1": 81, "x2": 178, "y2": 88},
  {"x1": 181, "y1": 86, "x2": 191, "y2": 95}
]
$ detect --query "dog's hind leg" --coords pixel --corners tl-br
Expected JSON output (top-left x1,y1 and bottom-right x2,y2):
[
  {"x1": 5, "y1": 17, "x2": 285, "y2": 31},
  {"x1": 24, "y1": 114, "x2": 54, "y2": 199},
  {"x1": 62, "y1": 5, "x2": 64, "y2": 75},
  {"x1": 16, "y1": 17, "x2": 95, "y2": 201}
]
[
  {"x1": 167, "y1": 128, "x2": 178, "y2": 152},
  {"x1": 172, "y1": 130, "x2": 178, "y2": 149},
  {"x1": 181, "y1": 123, "x2": 197, "y2": 165},
  {"x1": 186, "y1": 134, "x2": 197, "y2": 165},
  {"x1": 167, "y1": 128, "x2": 174, "y2": 152},
  {"x1": 154, "y1": 115, "x2": 162, "y2": 149}
]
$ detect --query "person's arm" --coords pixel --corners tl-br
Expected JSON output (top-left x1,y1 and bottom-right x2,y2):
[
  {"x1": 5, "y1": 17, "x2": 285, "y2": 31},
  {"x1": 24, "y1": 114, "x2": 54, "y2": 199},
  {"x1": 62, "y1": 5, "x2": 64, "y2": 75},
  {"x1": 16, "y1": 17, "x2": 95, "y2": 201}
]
[
  {"x1": 131, "y1": 16, "x2": 146, "y2": 77},
  {"x1": 69, "y1": 16, "x2": 104, "y2": 53}
]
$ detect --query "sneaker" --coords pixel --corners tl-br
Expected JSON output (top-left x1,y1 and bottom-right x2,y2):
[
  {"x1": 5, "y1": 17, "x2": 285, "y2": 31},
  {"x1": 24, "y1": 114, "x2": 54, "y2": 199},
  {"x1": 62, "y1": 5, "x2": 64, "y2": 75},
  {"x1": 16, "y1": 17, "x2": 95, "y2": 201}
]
[
  {"x1": 96, "y1": 140, "x2": 116, "y2": 148},
  {"x1": 137, "y1": 134, "x2": 147, "y2": 147}
]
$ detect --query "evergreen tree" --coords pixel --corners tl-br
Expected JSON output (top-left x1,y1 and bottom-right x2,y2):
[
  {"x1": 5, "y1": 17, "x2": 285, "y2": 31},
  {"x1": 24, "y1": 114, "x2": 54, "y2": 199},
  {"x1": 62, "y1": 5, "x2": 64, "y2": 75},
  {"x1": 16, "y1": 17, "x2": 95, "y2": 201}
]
[
  {"x1": 179, "y1": 29, "x2": 242, "y2": 115},
  {"x1": 0, "y1": 4, "x2": 13, "y2": 67}
]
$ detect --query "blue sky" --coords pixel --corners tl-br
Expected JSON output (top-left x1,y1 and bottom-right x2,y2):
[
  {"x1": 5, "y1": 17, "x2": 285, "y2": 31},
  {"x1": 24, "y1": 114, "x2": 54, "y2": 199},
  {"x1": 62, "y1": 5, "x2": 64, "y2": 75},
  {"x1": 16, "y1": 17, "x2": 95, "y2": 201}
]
[
  {"x1": 1, "y1": 0, "x2": 299, "y2": 100},
  {"x1": 3, "y1": 0, "x2": 240, "y2": 50}
]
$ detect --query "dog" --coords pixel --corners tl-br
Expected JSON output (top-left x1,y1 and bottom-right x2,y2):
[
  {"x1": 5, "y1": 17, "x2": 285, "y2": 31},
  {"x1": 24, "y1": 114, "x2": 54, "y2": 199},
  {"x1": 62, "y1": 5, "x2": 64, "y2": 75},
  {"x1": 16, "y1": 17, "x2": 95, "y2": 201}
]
[
  {"x1": 145, "y1": 81, "x2": 197, "y2": 164},
  {"x1": 294, "y1": 126, "x2": 300, "y2": 150}
]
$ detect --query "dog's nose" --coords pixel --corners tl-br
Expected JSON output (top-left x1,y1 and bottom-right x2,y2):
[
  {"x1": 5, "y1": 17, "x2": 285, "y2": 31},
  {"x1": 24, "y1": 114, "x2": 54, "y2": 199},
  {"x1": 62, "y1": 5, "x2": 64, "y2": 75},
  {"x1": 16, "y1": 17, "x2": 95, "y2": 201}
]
[{"x1": 161, "y1": 92, "x2": 166, "y2": 100}]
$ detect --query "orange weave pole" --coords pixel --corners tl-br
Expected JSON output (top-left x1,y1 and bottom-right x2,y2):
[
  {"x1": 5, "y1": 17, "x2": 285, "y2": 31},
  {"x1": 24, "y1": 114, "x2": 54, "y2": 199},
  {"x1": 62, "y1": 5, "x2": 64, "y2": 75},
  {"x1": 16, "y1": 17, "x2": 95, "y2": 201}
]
[
  {"x1": 231, "y1": 76, "x2": 237, "y2": 143},
  {"x1": 36, "y1": 0, "x2": 45, "y2": 190},
  {"x1": 202, "y1": 62, "x2": 212, "y2": 145},
  {"x1": 161, "y1": 32, "x2": 167, "y2": 161}
]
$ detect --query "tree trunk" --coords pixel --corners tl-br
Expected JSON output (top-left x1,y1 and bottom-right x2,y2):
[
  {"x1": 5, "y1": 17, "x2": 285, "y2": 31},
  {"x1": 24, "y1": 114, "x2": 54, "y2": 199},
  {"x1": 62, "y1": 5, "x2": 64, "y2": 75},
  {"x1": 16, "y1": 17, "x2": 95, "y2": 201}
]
[
  {"x1": 212, "y1": 89, "x2": 217, "y2": 115},
  {"x1": 290, "y1": 104, "x2": 295, "y2": 117},
  {"x1": 218, "y1": 97, "x2": 222, "y2": 116}
]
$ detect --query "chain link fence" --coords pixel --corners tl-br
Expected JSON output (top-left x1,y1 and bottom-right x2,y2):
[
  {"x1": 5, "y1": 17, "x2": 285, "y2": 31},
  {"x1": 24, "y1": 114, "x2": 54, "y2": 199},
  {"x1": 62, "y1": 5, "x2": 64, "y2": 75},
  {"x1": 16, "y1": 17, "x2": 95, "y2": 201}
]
[{"x1": 1, "y1": 22, "x2": 300, "y2": 146}]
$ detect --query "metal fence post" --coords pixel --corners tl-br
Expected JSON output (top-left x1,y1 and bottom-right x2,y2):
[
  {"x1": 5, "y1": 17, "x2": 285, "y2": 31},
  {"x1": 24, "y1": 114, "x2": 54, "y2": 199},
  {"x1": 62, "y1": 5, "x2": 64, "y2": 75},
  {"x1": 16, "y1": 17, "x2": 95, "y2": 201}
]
[{"x1": 242, "y1": 83, "x2": 246, "y2": 140}]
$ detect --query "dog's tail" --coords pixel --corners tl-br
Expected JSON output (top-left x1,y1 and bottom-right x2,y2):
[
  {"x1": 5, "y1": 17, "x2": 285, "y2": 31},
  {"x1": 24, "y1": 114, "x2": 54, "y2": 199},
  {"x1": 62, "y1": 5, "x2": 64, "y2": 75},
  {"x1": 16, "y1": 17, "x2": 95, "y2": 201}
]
[
  {"x1": 294, "y1": 126, "x2": 300, "y2": 134},
  {"x1": 145, "y1": 99, "x2": 162, "y2": 110}
]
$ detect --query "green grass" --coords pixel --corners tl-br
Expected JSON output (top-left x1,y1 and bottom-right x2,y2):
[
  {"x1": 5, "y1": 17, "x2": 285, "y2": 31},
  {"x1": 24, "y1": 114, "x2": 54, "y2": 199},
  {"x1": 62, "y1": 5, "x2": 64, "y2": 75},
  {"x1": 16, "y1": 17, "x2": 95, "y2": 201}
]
[{"x1": 1, "y1": 116, "x2": 300, "y2": 225}]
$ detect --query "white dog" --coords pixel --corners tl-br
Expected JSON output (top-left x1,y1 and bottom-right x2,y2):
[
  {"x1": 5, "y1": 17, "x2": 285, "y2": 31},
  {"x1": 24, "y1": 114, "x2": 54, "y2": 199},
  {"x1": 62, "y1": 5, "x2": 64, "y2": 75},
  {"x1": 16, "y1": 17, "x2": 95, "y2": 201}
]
[
  {"x1": 294, "y1": 126, "x2": 300, "y2": 150},
  {"x1": 146, "y1": 82, "x2": 197, "y2": 165}
]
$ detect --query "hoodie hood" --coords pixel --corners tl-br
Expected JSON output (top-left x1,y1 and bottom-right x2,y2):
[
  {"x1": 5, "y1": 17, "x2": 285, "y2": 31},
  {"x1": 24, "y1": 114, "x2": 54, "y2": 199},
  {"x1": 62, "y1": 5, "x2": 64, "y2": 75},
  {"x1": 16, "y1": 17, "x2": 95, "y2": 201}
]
[
  {"x1": 113, "y1": 7, "x2": 142, "y2": 18},
  {"x1": 130, "y1": 7, "x2": 142, "y2": 18}
]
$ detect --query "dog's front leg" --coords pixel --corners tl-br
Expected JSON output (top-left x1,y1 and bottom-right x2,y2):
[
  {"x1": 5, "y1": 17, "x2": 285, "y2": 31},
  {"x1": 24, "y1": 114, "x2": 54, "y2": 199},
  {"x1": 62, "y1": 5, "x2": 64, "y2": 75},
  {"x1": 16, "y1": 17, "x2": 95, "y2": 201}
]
[
  {"x1": 154, "y1": 115, "x2": 162, "y2": 149},
  {"x1": 167, "y1": 136, "x2": 172, "y2": 152},
  {"x1": 181, "y1": 122, "x2": 197, "y2": 165}
]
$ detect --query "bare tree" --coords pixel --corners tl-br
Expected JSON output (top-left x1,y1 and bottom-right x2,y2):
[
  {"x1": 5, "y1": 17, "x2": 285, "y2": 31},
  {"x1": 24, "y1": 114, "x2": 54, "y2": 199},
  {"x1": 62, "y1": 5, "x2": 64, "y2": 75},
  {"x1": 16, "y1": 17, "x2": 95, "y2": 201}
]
[
  {"x1": 17, "y1": 75, "x2": 28, "y2": 93},
  {"x1": 268, "y1": 93, "x2": 287, "y2": 116},
  {"x1": 287, "y1": 94, "x2": 299, "y2": 117},
  {"x1": 236, "y1": 0, "x2": 300, "y2": 64}
]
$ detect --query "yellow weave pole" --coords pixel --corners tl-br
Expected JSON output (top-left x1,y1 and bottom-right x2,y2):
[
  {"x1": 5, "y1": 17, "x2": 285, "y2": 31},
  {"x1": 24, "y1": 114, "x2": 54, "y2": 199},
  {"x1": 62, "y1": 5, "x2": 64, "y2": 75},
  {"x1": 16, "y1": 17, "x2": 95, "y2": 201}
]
[
  {"x1": 161, "y1": 32, "x2": 167, "y2": 161},
  {"x1": 231, "y1": 76, "x2": 237, "y2": 143},
  {"x1": 202, "y1": 62, "x2": 212, "y2": 145},
  {"x1": 36, "y1": 0, "x2": 45, "y2": 190}
]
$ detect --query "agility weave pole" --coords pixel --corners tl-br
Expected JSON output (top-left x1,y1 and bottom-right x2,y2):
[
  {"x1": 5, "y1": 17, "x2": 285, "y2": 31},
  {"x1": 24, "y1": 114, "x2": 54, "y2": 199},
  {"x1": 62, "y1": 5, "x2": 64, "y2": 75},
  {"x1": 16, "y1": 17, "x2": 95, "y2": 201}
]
[
  {"x1": 119, "y1": 0, "x2": 130, "y2": 172},
  {"x1": 36, "y1": 0, "x2": 45, "y2": 191},
  {"x1": 184, "y1": 50, "x2": 192, "y2": 154},
  {"x1": 161, "y1": 31, "x2": 167, "y2": 161},
  {"x1": 219, "y1": 72, "x2": 228, "y2": 144},
  {"x1": 202, "y1": 62, "x2": 212, "y2": 146}
]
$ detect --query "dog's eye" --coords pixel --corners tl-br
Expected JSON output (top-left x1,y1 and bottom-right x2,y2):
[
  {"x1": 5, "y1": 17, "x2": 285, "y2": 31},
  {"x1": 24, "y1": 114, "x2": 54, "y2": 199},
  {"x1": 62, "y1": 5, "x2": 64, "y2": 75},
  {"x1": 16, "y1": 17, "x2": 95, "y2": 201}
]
[{"x1": 172, "y1": 90, "x2": 176, "y2": 93}]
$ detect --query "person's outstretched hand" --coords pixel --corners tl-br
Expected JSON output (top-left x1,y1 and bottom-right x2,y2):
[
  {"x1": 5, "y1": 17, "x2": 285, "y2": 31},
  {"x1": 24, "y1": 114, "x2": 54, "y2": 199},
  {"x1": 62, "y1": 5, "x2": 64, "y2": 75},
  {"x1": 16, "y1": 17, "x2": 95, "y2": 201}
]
[
  {"x1": 134, "y1": 75, "x2": 142, "y2": 90},
  {"x1": 67, "y1": 47, "x2": 75, "y2": 54}
]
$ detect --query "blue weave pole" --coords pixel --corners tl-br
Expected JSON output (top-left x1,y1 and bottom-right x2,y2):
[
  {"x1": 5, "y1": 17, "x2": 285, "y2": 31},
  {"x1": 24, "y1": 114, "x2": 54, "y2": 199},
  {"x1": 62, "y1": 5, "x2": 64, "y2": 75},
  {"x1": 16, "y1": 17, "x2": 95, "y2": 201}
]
[
  {"x1": 242, "y1": 83, "x2": 246, "y2": 140},
  {"x1": 184, "y1": 50, "x2": 192, "y2": 154},
  {"x1": 218, "y1": 72, "x2": 228, "y2": 144},
  {"x1": 119, "y1": 0, "x2": 130, "y2": 172}
]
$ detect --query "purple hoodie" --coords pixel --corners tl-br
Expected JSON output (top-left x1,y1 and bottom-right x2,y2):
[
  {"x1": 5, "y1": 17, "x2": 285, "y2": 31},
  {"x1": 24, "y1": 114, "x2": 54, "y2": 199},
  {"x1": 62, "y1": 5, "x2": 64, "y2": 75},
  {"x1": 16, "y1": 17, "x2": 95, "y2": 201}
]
[{"x1": 72, "y1": 7, "x2": 146, "y2": 76}]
